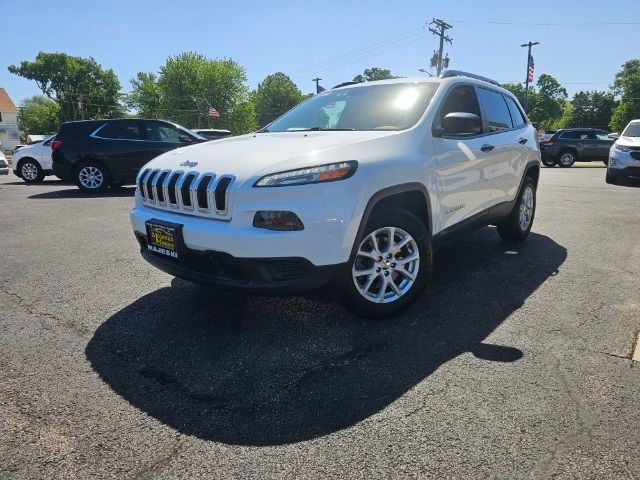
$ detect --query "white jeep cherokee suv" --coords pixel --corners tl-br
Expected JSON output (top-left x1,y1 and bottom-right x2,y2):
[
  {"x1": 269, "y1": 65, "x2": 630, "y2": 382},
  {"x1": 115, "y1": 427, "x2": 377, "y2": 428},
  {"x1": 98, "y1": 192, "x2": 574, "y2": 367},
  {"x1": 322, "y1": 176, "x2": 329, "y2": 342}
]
[{"x1": 130, "y1": 71, "x2": 540, "y2": 316}]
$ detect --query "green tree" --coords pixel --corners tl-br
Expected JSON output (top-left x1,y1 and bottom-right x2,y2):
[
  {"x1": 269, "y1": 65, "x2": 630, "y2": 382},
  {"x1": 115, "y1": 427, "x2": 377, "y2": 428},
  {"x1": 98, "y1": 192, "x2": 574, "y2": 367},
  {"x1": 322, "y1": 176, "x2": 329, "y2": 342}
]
[
  {"x1": 568, "y1": 91, "x2": 615, "y2": 128},
  {"x1": 353, "y1": 67, "x2": 396, "y2": 83},
  {"x1": 157, "y1": 52, "x2": 256, "y2": 134},
  {"x1": 252, "y1": 72, "x2": 305, "y2": 126},
  {"x1": 610, "y1": 59, "x2": 640, "y2": 132},
  {"x1": 17, "y1": 95, "x2": 61, "y2": 135},
  {"x1": 126, "y1": 72, "x2": 162, "y2": 118},
  {"x1": 502, "y1": 74, "x2": 567, "y2": 129},
  {"x1": 8, "y1": 52, "x2": 123, "y2": 121},
  {"x1": 550, "y1": 101, "x2": 573, "y2": 129}
]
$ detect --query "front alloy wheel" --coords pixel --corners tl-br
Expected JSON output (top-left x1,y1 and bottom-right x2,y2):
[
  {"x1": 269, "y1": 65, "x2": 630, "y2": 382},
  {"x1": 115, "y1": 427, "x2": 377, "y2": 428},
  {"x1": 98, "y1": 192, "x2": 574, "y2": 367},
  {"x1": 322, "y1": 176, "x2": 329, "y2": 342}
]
[
  {"x1": 352, "y1": 227, "x2": 420, "y2": 304},
  {"x1": 343, "y1": 210, "x2": 431, "y2": 317}
]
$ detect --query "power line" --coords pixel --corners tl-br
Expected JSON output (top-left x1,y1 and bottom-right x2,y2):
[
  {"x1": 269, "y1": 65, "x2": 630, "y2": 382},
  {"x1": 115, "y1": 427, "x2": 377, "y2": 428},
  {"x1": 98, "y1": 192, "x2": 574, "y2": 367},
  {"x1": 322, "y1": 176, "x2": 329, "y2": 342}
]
[
  {"x1": 288, "y1": 27, "x2": 424, "y2": 76},
  {"x1": 450, "y1": 20, "x2": 640, "y2": 26}
]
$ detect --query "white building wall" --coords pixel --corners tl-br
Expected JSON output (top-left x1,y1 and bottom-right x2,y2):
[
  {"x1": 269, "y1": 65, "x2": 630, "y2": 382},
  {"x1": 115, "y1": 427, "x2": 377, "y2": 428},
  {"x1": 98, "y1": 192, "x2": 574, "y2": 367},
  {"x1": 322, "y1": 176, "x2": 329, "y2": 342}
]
[{"x1": 0, "y1": 112, "x2": 20, "y2": 151}]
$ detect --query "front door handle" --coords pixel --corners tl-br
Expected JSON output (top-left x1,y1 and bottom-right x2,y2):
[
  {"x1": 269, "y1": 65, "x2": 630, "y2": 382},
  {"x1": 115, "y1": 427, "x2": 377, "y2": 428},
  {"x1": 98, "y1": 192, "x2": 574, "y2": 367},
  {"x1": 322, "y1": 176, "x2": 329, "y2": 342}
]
[
  {"x1": 481, "y1": 144, "x2": 495, "y2": 152},
  {"x1": 518, "y1": 137, "x2": 528, "y2": 145}
]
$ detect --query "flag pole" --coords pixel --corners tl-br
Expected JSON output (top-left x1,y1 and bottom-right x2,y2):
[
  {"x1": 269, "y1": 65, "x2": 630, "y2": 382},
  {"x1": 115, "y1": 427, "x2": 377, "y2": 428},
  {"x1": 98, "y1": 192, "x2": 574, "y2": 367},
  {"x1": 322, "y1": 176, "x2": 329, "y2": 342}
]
[{"x1": 521, "y1": 41, "x2": 539, "y2": 112}]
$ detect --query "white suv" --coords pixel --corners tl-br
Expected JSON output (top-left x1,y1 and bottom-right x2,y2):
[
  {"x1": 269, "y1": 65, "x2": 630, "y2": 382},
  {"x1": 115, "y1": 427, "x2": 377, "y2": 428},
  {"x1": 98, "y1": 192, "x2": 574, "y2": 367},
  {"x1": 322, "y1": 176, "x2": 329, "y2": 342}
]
[
  {"x1": 606, "y1": 119, "x2": 640, "y2": 185},
  {"x1": 130, "y1": 71, "x2": 541, "y2": 316},
  {"x1": 12, "y1": 136, "x2": 54, "y2": 183}
]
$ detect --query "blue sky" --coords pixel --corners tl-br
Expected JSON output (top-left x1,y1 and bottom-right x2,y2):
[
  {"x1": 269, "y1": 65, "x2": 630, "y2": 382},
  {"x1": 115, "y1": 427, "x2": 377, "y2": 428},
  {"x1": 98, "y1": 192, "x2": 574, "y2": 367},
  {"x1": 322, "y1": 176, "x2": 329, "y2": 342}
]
[{"x1": 3, "y1": 0, "x2": 639, "y2": 105}]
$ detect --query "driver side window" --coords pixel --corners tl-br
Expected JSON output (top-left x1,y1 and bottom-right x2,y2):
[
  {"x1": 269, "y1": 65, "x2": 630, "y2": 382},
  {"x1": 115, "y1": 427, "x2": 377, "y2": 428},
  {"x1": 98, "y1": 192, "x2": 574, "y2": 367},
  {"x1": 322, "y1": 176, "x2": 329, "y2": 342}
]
[{"x1": 437, "y1": 85, "x2": 481, "y2": 126}]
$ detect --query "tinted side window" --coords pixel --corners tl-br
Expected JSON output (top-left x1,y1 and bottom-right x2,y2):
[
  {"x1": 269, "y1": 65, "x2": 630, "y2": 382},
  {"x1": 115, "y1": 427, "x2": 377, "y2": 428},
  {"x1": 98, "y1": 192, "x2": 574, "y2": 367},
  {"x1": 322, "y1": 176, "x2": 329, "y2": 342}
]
[
  {"x1": 505, "y1": 96, "x2": 526, "y2": 128},
  {"x1": 559, "y1": 131, "x2": 580, "y2": 140},
  {"x1": 437, "y1": 85, "x2": 481, "y2": 123},
  {"x1": 97, "y1": 121, "x2": 144, "y2": 140},
  {"x1": 146, "y1": 121, "x2": 183, "y2": 143},
  {"x1": 477, "y1": 88, "x2": 513, "y2": 132}
]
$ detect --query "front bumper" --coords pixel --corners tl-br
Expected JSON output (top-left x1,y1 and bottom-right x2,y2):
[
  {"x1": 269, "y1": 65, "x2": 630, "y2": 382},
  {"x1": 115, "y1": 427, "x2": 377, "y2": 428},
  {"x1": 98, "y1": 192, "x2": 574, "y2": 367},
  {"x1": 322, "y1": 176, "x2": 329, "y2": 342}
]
[
  {"x1": 0, "y1": 168, "x2": 8, "y2": 175},
  {"x1": 135, "y1": 231, "x2": 346, "y2": 293},
  {"x1": 608, "y1": 150, "x2": 640, "y2": 179}
]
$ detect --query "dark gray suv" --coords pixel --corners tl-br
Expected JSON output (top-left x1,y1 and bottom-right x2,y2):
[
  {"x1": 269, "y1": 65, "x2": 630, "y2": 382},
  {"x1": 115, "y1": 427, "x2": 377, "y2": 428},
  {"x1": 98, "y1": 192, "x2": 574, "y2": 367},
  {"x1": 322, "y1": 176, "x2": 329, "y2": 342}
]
[{"x1": 539, "y1": 128, "x2": 614, "y2": 167}]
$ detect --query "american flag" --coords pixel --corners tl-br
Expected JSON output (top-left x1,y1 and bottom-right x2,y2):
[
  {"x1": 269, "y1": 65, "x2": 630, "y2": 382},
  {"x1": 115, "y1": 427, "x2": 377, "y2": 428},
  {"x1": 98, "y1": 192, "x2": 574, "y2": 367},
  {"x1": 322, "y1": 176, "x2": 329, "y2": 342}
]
[
  {"x1": 208, "y1": 107, "x2": 220, "y2": 118},
  {"x1": 527, "y1": 54, "x2": 535, "y2": 83}
]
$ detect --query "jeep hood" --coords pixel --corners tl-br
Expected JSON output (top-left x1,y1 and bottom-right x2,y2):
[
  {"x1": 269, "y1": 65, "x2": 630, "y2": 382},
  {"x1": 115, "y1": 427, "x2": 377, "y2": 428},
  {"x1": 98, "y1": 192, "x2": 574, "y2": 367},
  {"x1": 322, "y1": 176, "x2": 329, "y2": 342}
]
[
  {"x1": 145, "y1": 130, "x2": 404, "y2": 184},
  {"x1": 618, "y1": 136, "x2": 640, "y2": 146}
]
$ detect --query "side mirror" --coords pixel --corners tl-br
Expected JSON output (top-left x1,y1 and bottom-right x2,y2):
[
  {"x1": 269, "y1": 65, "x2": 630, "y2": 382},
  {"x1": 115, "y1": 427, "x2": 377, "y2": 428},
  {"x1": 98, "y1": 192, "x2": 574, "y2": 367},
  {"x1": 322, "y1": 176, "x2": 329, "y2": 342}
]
[
  {"x1": 607, "y1": 133, "x2": 619, "y2": 139},
  {"x1": 438, "y1": 112, "x2": 483, "y2": 136},
  {"x1": 179, "y1": 134, "x2": 193, "y2": 144}
]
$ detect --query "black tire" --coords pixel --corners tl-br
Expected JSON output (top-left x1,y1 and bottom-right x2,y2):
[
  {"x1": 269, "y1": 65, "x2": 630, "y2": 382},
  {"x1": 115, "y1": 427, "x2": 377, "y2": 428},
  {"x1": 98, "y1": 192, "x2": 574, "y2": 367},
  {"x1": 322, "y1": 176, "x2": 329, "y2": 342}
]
[
  {"x1": 75, "y1": 161, "x2": 110, "y2": 193},
  {"x1": 557, "y1": 150, "x2": 576, "y2": 168},
  {"x1": 496, "y1": 177, "x2": 536, "y2": 242},
  {"x1": 18, "y1": 158, "x2": 44, "y2": 183},
  {"x1": 342, "y1": 210, "x2": 432, "y2": 318},
  {"x1": 541, "y1": 157, "x2": 557, "y2": 168},
  {"x1": 605, "y1": 172, "x2": 618, "y2": 185}
]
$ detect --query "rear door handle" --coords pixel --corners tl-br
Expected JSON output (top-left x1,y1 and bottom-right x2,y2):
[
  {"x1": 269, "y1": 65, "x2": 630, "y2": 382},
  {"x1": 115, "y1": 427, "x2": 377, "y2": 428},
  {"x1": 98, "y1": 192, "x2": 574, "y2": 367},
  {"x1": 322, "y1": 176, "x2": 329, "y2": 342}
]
[
  {"x1": 481, "y1": 144, "x2": 495, "y2": 152},
  {"x1": 518, "y1": 137, "x2": 528, "y2": 145}
]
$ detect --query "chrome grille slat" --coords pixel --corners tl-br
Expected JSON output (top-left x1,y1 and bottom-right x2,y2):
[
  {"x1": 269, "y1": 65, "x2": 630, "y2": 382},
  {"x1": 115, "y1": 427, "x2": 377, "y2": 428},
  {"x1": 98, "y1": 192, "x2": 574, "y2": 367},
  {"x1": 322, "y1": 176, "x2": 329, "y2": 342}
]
[{"x1": 138, "y1": 168, "x2": 233, "y2": 220}]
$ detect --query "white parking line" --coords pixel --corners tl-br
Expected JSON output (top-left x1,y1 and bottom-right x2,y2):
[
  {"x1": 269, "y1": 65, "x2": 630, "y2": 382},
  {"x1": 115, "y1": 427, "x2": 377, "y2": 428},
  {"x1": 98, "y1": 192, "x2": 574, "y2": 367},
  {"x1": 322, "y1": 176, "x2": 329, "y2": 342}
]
[{"x1": 633, "y1": 333, "x2": 640, "y2": 362}]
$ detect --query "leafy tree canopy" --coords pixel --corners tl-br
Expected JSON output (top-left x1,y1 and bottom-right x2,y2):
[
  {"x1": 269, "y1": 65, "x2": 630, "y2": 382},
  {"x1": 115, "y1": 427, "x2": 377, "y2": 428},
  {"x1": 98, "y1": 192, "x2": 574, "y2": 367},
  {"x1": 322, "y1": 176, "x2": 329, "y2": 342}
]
[
  {"x1": 8, "y1": 52, "x2": 122, "y2": 121},
  {"x1": 252, "y1": 72, "x2": 305, "y2": 127},
  {"x1": 126, "y1": 72, "x2": 162, "y2": 119},
  {"x1": 353, "y1": 67, "x2": 396, "y2": 83},
  {"x1": 17, "y1": 95, "x2": 61, "y2": 135},
  {"x1": 610, "y1": 59, "x2": 640, "y2": 132},
  {"x1": 156, "y1": 52, "x2": 256, "y2": 134}
]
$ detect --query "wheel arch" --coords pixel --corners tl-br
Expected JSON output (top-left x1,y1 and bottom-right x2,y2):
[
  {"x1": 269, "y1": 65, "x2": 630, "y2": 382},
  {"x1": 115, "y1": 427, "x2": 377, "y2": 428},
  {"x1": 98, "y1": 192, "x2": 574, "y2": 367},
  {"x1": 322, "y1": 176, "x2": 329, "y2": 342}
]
[
  {"x1": 525, "y1": 162, "x2": 540, "y2": 187},
  {"x1": 16, "y1": 156, "x2": 41, "y2": 170},
  {"x1": 74, "y1": 158, "x2": 112, "y2": 178},
  {"x1": 351, "y1": 183, "x2": 433, "y2": 257}
]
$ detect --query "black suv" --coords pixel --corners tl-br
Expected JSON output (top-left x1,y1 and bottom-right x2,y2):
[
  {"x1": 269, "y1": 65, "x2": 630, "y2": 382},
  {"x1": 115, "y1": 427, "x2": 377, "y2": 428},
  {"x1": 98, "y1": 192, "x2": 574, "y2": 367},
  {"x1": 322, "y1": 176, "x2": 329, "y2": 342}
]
[
  {"x1": 539, "y1": 128, "x2": 614, "y2": 167},
  {"x1": 52, "y1": 119, "x2": 205, "y2": 192}
]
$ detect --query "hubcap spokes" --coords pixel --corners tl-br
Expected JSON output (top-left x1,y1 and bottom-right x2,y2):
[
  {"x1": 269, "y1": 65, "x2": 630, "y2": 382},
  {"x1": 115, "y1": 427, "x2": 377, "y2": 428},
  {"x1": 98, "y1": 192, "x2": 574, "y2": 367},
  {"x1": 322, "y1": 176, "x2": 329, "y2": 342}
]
[
  {"x1": 352, "y1": 227, "x2": 420, "y2": 304},
  {"x1": 22, "y1": 163, "x2": 37, "y2": 180},
  {"x1": 561, "y1": 153, "x2": 573, "y2": 166},
  {"x1": 519, "y1": 187, "x2": 534, "y2": 231},
  {"x1": 79, "y1": 166, "x2": 103, "y2": 189}
]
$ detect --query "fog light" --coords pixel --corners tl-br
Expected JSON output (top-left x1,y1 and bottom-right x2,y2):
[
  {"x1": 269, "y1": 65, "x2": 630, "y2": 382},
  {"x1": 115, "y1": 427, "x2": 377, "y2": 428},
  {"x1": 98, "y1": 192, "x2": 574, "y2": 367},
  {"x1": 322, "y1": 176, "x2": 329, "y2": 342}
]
[
  {"x1": 610, "y1": 158, "x2": 617, "y2": 166},
  {"x1": 253, "y1": 211, "x2": 304, "y2": 231}
]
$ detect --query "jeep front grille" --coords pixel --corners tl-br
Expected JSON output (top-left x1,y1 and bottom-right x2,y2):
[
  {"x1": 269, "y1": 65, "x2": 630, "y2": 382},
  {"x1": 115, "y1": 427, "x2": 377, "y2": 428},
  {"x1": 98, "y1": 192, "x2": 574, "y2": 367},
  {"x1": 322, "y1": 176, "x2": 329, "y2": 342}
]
[{"x1": 137, "y1": 169, "x2": 234, "y2": 219}]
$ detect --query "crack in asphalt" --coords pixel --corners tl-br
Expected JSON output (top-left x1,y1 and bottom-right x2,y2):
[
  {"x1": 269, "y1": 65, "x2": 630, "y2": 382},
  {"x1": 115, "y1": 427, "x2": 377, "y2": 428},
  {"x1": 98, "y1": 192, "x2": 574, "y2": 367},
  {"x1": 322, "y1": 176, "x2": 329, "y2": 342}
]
[
  {"x1": 529, "y1": 345, "x2": 601, "y2": 479},
  {"x1": 0, "y1": 285, "x2": 90, "y2": 336}
]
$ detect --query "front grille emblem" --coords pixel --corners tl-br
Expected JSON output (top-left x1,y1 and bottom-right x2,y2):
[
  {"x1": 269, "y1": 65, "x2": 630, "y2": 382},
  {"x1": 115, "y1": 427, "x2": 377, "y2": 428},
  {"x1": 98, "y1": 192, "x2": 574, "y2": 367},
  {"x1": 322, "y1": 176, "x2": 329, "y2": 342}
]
[{"x1": 180, "y1": 161, "x2": 198, "y2": 168}]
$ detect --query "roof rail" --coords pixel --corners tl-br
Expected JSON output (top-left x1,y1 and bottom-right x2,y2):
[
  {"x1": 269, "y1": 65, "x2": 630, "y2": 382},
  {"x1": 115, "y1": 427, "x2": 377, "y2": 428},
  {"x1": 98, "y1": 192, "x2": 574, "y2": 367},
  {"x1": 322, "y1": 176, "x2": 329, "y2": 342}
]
[
  {"x1": 332, "y1": 81, "x2": 360, "y2": 89},
  {"x1": 439, "y1": 70, "x2": 501, "y2": 87}
]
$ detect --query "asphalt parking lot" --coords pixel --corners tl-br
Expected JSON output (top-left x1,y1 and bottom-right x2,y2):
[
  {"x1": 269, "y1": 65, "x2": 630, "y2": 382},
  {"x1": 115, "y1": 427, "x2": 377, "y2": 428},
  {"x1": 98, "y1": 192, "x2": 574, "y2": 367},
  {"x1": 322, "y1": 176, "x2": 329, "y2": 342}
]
[{"x1": 1, "y1": 167, "x2": 639, "y2": 479}]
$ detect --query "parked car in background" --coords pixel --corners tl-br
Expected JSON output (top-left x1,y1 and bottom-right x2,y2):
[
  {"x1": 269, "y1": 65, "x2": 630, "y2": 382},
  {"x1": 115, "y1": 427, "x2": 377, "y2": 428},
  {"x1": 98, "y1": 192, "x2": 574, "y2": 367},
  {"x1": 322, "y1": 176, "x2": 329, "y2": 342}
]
[
  {"x1": 538, "y1": 130, "x2": 557, "y2": 144},
  {"x1": 606, "y1": 119, "x2": 640, "y2": 184},
  {"x1": 192, "y1": 128, "x2": 232, "y2": 141},
  {"x1": 0, "y1": 150, "x2": 8, "y2": 175},
  {"x1": 130, "y1": 71, "x2": 541, "y2": 317},
  {"x1": 539, "y1": 128, "x2": 614, "y2": 167},
  {"x1": 52, "y1": 119, "x2": 206, "y2": 192},
  {"x1": 12, "y1": 135, "x2": 55, "y2": 183}
]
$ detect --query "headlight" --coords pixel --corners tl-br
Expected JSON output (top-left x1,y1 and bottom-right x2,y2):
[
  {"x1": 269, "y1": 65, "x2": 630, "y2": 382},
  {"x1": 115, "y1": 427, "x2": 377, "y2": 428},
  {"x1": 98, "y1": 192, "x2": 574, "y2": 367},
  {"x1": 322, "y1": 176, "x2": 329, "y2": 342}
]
[
  {"x1": 614, "y1": 144, "x2": 632, "y2": 153},
  {"x1": 254, "y1": 161, "x2": 358, "y2": 187}
]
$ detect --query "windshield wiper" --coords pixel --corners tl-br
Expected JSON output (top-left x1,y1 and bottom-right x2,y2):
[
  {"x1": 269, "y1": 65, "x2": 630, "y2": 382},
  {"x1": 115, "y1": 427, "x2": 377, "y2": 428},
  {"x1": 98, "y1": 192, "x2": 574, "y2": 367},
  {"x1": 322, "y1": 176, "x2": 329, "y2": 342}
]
[{"x1": 302, "y1": 127, "x2": 356, "y2": 131}]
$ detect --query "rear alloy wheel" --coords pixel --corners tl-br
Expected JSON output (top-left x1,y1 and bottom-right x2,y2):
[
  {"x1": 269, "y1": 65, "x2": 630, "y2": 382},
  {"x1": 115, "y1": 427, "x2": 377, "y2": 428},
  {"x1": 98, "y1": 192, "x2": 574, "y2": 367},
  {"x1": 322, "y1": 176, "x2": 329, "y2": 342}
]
[
  {"x1": 557, "y1": 151, "x2": 576, "y2": 168},
  {"x1": 75, "y1": 162, "x2": 110, "y2": 193},
  {"x1": 19, "y1": 159, "x2": 44, "y2": 183},
  {"x1": 497, "y1": 177, "x2": 536, "y2": 242},
  {"x1": 541, "y1": 157, "x2": 557, "y2": 168},
  {"x1": 343, "y1": 210, "x2": 432, "y2": 317}
]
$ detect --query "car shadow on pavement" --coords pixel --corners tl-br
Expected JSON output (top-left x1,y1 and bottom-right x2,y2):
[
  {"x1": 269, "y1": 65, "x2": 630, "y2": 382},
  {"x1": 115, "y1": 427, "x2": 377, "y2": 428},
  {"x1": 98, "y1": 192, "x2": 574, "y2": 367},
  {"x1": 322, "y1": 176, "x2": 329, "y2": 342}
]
[
  {"x1": 28, "y1": 187, "x2": 136, "y2": 199},
  {"x1": 86, "y1": 229, "x2": 566, "y2": 446}
]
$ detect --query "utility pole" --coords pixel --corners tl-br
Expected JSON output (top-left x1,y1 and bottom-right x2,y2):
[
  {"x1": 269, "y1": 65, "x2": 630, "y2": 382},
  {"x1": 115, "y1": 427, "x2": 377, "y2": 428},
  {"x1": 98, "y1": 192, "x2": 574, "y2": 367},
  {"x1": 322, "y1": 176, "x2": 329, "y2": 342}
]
[
  {"x1": 312, "y1": 77, "x2": 323, "y2": 94},
  {"x1": 521, "y1": 41, "x2": 540, "y2": 112},
  {"x1": 428, "y1": 19, "x2": 453, "y2": 76}
]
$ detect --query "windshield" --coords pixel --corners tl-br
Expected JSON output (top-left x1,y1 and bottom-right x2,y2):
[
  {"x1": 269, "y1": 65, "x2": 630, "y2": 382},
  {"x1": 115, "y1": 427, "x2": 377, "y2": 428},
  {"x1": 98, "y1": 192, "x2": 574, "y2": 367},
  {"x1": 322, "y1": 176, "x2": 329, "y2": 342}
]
[
  {"x1": 263, "y1": 82, "x2": 438, "y2": 132},
  {"x1": 622, "y1": 122, "x2": 640, "y2": 137}
]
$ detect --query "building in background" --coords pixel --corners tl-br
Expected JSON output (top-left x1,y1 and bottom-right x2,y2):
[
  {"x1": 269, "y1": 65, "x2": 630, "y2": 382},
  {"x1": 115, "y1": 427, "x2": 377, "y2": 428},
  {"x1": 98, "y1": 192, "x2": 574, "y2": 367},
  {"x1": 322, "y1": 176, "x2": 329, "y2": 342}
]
[{"x1": 0, "y1": 88, "x2": 19, "y2": 152}]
